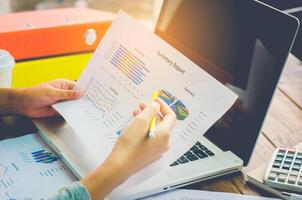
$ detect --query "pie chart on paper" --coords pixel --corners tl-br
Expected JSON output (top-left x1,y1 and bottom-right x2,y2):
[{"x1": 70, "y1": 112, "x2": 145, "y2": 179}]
[{"x1": 156, "y1": 90, "x2": 189, "y2": 120}]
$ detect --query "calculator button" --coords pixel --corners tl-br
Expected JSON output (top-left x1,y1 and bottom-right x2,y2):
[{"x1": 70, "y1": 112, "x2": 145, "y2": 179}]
[
  {"x1": 278, "y1": 149, "x2": 285, "y2": 154},
  {"x1": 276, "y1": 156, "x2": 284, "y2": 162},
  {"x1": 285, "y1": 157, "x2": 293, "y2": 162},
  {"x1": 279, "y1": 148, "x2": 286, "y2": 152},
  {"x1": 298, "y1": 178, "x2": 302, "y2": 186},
  {"x1": 297, "y1": 153, "x2": 302, "y2": 159},
  {"x1": 278, "y1": 174, "x2": 287, "y2": 182},
  {"x1": 282, "y1": 163, "x2": 291, "y2": 169},
  {"x1": 268, "y1": 172, "x2": 277, "y2": 181},
  {"x1": 287, "y1": 153, "x2": 295, "y2": 158},
  {"x1": 294, "y1": 159, "x2": 302, "y2": 165},
  {"x1": 271, "y1": 168, "x2": 288, "y2": 175},
  {"x1": 292, "y1": 164, "x2": 300, "y2": 171},
  {"x1": 277, "y1": 152, "x2": 285, "y2": 157},
  {"x1": 273, "y1": 161, "x2": 281, "y2": 168},
  {"x1": 290, "y1": 171, "x2": 299, "y2": 176},
  {"x1": 288, "y1": 176, "x2": 297, "y2": 184}
]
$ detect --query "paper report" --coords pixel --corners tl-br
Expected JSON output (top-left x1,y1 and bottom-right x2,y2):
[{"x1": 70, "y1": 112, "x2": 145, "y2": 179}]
[
  {"x1": 53, "y1": 11, "x2": 237, "y2": 187},
  {"x1": 0, "y1": 134, "x2": 76, "y2": 199}
]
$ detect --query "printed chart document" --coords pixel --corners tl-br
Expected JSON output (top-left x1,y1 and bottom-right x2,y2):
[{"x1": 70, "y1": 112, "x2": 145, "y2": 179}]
[
  {"x1": 0, "y1": 134, "x2": 76, "y2": 199},
  {"x1": 53, "y1": 11, "x2": 237, "y2": 187},
  {"x1": 143, "y1": 189, "x2": 280, "y2": 200}
]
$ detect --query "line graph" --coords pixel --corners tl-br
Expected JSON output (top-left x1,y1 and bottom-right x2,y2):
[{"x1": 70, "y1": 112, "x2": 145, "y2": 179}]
[
  {"x1": 79, "y1": 79, "x2": 124, "y2": 130},
  {"x1": 87, "y1": 86, "x2": 116, "y2": 116},
  {"x1": 84, "y1": 80, "x2": 118, "y2": 118}
]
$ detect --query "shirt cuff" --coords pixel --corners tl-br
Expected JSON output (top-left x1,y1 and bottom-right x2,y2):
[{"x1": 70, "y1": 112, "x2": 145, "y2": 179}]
[{"x1": 50, "y1": 181, "x2": 91, "y2": 200}]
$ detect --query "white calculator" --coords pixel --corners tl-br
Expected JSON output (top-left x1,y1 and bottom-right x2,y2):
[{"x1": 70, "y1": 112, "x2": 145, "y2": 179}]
[{"x1": 264, "y1": 148, "x2": 302, "y2": 193}]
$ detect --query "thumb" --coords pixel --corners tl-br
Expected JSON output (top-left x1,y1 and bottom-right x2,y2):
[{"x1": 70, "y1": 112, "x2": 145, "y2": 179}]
[
  {"x1": 54, "y1": 89, "x2": 83, "y2": 101},
  {"x1": 139, "y1": 102, "x2": 160, "y2": 121}
]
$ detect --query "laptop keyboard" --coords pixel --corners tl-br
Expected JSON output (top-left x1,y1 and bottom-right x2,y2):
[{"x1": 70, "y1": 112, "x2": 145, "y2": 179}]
[{"x1": 169, "y1": 141, "x2": 215, "y2": 167}]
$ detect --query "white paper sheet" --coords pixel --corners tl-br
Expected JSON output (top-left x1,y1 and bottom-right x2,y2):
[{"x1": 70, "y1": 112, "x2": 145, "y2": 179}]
[
  {"x1": 0, "y1": 134, "x2": 76, "y2": 199},
  {"x1": 53, "y1": 11, "x2": 237, "y2": 187},
  {"x1": 143, "y1": 189, "x2": 280, "y2": 200}
]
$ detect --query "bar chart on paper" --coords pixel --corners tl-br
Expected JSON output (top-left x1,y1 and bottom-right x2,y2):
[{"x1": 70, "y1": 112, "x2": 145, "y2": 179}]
[
  {"x1": 102, "y1": 41, "x2": 149, "y2": 99},
  {"x1": 0, "y1": 134, "x2": 76, "y2": 199},
  {"x1": 20, "y1": 148, "x2": 59, "y2": 164},
  {"x1": 105, "y1": 41, "x2": 149, "y2": 85}
]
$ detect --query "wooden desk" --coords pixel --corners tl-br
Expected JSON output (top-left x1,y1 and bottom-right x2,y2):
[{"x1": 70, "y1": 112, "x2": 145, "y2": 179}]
[
  {"x1": 0, "y1": 54, "x2": 301, "y2": 197},
  {"x1": 188, "y1": 54, "x2": 302, "y2": 197}
]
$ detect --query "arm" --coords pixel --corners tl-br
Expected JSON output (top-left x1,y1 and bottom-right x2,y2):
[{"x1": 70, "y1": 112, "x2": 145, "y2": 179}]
[
  {"x1": 50, "y1": 100, "x2": 175, "y2": 200},
  {"x1": 0, "y1": 88, "x2": 23, "y2": 116},
  {"x1": 0, "y1": 80, "x2": 175, "y2": 199},
  {"x1": 80, "y1": 99, "x2": 176, "y2": 200},
  {"x1": 0, "y1": 79, "x2": 83, "y2": 117}
]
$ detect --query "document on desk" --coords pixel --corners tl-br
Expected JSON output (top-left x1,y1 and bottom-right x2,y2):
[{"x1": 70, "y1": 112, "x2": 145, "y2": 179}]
[
  {"x1": 143, "y1": 189, "x2": 281, "y2": 200},
  {"x1": 0, "y1": 134, "x2": 76, "y2": 199},
  {"x1": 53, "y1": 11, "x2": 237, "y2": 187}
]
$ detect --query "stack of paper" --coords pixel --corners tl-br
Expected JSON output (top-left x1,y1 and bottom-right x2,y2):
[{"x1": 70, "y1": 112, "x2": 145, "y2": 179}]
[{"x1": 0, "y1": 134, "x2": 76, "y2": 199}]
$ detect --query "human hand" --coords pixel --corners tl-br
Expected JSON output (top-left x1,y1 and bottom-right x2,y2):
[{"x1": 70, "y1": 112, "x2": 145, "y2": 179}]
[
  {"x1": 109, "y1": 98, "x2": 176, "y2": 178},
  {"x1": 80, "y1": 99, "x2": 176, "y2": 200},
  {"x1": 17, "y1": 79, "x2": 83, "y2": 118}
]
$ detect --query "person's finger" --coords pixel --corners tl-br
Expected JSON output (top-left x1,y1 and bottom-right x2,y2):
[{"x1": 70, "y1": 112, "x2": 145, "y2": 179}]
[
  {"x1": 155, "y1": 113, "x2": 163, "y2": 124},
  {"x1": 155, "y1": 98, "x2": 173, "y2": 117},
  {"x1": 50, "y1": 79, "x2": 77, "y2": 90},
  {"x1": 60, "y1": 79, "x2": 77, "y2": 90},
  {"x1": 138, "y1": 102, "x2": 160, "y2": 121},
  {"x1": 132, "y1": 101, "x2": 148, "y2": 117},
  {"x1": 155, "y1": 98, "x2": 176, "y2": 130},
  {"x1": 54, "y1": 89, "x2": 84, "y2": 101},
  {"x1": 132, "y1": 109, "x2": 141, "y2": 117},
  {"x1": 31, "y1": 107, "x2": 59, "y2": 118},
  {"x1": 44, "y1": 107, "x2": 60, "y2": 117},
  {"x1": 139, "y1": 101, "x2": 148, "y2": 111}
]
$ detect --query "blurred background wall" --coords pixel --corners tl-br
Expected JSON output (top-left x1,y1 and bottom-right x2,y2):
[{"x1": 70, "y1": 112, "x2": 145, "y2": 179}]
[{"x1": 0, "y1": 0, "x2": 163, "y2": 22}]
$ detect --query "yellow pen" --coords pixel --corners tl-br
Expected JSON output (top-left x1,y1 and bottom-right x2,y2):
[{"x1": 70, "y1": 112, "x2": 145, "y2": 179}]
[{"x1": 149, "y1": 91, "x2": 159, "y2": 138}]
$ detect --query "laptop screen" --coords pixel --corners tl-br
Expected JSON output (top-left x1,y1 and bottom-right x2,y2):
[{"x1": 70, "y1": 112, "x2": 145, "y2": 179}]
[{"x1": 155, "y1": 0, "x2": 299, "y2": 165}]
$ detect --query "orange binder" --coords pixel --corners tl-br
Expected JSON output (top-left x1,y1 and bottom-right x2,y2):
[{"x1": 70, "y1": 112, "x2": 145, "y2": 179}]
[{"x1": 0, "y1": 8, "x2": 115, "y2": 60}]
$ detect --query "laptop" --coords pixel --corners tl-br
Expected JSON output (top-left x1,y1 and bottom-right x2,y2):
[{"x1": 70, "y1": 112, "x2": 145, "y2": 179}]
[{"x1": 33, "y1": 0, "x2": 299, "y2": 199}]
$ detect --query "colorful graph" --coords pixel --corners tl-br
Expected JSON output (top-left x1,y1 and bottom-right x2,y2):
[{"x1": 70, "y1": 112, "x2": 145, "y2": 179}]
[
  {"x1": 86, "y1": 82, "x2": 117, "y2": 115},
  {"x1": 83, "y1": 80, "x2": 119, "y2": 123},
  {"x1": 108, "y1": 41, "x2": 148, "y2": 85},
  {"x1": 157, "y1": 90, "x2": 189, "y2": 120},
  {"x1": 31, "y1": 149, "x2": 59, "y2": 164}
]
